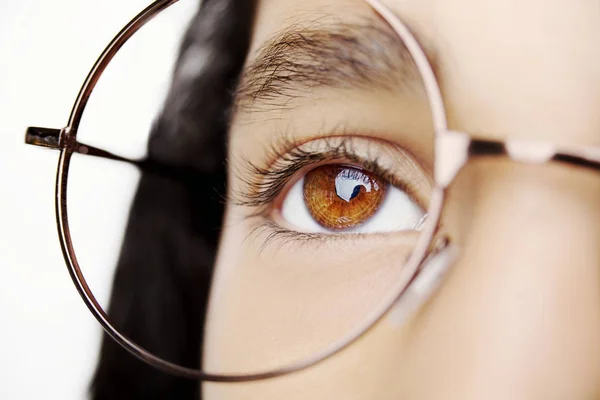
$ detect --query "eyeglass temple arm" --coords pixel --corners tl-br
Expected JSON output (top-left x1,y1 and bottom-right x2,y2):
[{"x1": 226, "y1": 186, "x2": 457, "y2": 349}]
[
  {"x1": 468, "y1": 137, "x2": 600, "y2": 171},
  {"x1": 25, "y1": 126, "x2": 141, "y2": 166},
  {"x1": 27, "y1": 126, "x2": 600, "y2": 176}
]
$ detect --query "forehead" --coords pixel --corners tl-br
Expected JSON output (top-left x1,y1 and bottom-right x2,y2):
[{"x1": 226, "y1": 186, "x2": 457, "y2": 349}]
[{"x1": 247, "y1": 0, "x2": 600, "y2": 146}]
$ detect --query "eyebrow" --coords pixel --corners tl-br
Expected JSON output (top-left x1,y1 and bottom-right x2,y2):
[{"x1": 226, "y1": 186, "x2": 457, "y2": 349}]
[{"x1": 234, "y1": 17, "x2": 423, "y2": 113}]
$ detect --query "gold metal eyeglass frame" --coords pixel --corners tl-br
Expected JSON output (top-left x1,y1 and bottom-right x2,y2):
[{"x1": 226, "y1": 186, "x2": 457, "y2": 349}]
[{"x1": 24, "y1": 0, "x2": 600, "y2": 383}]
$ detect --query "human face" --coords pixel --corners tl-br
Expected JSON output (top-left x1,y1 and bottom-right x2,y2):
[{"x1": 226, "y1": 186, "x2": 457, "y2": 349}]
[{"x1": 203, "y1": 0, "x2": 600, "y2": 398}]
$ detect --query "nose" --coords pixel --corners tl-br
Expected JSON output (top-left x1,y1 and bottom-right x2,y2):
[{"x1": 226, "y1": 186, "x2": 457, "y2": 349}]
[{"x1": 398, "y1": 157, "x2": 600, "y2": 399}]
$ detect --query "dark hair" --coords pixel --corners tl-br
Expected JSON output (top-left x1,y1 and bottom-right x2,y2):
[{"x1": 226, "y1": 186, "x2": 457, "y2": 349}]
[{"x1": 91, "y1": 1, "x2": 256, "y2": 398}]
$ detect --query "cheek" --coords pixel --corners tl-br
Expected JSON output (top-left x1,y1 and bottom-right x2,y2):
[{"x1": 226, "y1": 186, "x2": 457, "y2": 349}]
[
  {"x1": 202, "y1": 213, "x2": 424, "y2": 399},
  {"x1": 203, "y1": 313, "x2": 416, "y2": 400},
  {"x1": 202, "y1": 213, "x2": 417, "y2": 375}
]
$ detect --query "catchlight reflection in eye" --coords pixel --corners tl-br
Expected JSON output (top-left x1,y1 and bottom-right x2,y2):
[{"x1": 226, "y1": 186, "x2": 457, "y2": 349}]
[{"x1": 280, "y1": 165, "x2": 425, "y2": 234}]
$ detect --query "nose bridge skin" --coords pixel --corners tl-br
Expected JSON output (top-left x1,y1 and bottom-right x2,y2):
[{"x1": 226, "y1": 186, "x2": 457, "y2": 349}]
[{"x1": 395, "y1": 158, "x2": 600, "y2": 399}]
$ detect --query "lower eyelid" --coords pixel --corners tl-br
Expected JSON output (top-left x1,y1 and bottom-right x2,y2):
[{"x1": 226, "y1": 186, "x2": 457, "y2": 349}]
[{"x1": 245, "y1": 218, "x2": 423, "y2": 255}]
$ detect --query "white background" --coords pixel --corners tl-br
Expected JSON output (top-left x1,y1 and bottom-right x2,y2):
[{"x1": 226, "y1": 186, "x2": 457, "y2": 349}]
[{"x1": 0, "y1": 1, "x2": 196, "y2": 398}]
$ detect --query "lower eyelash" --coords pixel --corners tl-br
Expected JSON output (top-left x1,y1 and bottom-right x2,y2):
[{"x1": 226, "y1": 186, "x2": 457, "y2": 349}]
[
  {"x1": 244, "y1": 218, "x2": 376, "y2": 254},
  {"x1": 244, "y1": 220, "x2": 326, "y2": 254}
]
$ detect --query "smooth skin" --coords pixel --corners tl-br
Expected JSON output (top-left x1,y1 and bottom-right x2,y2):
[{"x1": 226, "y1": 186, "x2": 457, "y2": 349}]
[{"x1": 203, "y1": 0, "x2": 600, "y2": 398}]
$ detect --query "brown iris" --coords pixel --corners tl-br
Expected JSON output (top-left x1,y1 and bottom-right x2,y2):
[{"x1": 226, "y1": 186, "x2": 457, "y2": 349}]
[{"x1": 303, "y1": 165, "x2": 387, "y2": 230}]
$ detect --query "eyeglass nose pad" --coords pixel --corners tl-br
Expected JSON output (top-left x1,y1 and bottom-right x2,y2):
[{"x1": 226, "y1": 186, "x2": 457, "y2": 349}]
[
  {"x1": 436, "y1": 130, "x2": 470, "y2": 188},
  {"x1": 389, "y1": 236, "x2": 458, "y2": 327}
]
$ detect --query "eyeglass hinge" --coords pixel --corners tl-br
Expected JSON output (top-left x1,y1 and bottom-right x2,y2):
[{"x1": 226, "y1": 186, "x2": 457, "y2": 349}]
[{"x1": 25, "y1": 127, "x2": 63, "y2": 150}]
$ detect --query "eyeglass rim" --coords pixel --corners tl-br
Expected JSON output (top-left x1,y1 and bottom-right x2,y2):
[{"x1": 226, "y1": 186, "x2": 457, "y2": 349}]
[
  {"x1": 24, "y1": 0, "x2": 600, "y2": 383},
  {"x1": 56, "y1": 0, "x2": 442, "y2": 381}
]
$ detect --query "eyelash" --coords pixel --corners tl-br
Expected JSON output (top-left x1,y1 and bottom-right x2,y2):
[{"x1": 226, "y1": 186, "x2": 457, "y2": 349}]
[{"x1": 230, "y1": 136, "x2": 417, "y2": 216}]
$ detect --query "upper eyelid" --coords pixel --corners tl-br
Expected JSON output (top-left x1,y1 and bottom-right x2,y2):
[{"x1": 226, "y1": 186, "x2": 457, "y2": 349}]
[
  {"x1": 228, "y1": 136, "x2": 421, "y2": 210},
  {"x1": 231, "y1": 148, "x2": 373, "y2": 208}
]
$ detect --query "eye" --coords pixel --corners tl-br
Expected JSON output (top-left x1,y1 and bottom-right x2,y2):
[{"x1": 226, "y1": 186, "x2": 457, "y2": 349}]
[{"x1": 278, "y1": 165, "x2": 425, "y2": 234}]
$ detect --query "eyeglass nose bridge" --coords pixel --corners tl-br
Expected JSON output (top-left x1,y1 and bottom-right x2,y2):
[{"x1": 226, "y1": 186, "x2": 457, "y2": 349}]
[{"x1": 434, "y1": 129, "x2": 600, "y2": 189}]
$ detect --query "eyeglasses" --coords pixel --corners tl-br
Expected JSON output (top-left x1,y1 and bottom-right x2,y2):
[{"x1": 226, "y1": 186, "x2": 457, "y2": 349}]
[{"x1": 25, "y1": 0, "x2": 600, "y2": 383}]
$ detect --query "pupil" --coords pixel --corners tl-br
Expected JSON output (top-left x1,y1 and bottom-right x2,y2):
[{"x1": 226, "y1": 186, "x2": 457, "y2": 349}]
[{"x1": 349, "y1": 185, "x2": 361, "y2": 200}]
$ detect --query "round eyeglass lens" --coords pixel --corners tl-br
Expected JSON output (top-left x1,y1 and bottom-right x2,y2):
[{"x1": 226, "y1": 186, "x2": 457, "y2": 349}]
[{"x1": 63, "y1": 0, "x2": 443, "y2": 379}]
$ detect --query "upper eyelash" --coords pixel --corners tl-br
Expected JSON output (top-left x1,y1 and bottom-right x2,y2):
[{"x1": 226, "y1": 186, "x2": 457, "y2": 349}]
[{"x1": 229, "y1": 136, "x2": 416, "y2": 211}]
